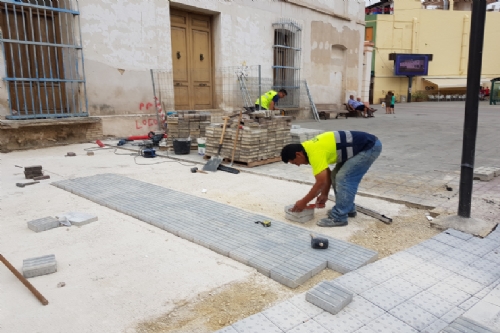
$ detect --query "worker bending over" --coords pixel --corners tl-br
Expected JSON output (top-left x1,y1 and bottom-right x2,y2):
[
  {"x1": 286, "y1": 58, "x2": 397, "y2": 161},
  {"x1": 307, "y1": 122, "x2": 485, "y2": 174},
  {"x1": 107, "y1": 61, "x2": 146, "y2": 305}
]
[
  {"x1": 255, "y1": 89, "x2": 287, "y2": 111},
  {"x1": 281, "y1": 131, "x2": 382, "y2": 227}
]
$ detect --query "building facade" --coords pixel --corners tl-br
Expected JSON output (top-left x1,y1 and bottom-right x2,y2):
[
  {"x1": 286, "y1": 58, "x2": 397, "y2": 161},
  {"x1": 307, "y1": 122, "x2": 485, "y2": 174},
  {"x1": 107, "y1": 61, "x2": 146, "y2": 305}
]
[
  {"x1": 365, "y1": 0, "x2": 500, "y2": 104},
  {"x1": 0, "y1": 0, "x2": 366, "y2": 138}
]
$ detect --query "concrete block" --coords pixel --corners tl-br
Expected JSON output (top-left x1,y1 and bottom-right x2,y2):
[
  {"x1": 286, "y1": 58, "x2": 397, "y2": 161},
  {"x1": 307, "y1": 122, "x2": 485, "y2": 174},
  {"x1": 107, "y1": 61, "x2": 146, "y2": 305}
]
[
  {"x1": 441, "y1": 308, "x2": 465, "y2": 325},
  {"x1": 409, "y1": 291, "x2": 455, "y2": 318},
  {"x1": 420, "y1": 318, "x2": 449, "y2": 333},
  {"x1": 27, "y1": 216, "x2": 60, "y2": 233},
  {"x1": 208, "y1": 238, "x2": 242, "y2": 256},
  {"x1": 356, "y1": 265, "x2": 395, "y2": 284},
  {"x1": 365, "y1": 313, "x2": 418, "y2": 333},
  {"x1": 288, "y1": 293, "x2": 324, "y2": 318},
  {"x1": 213, "y1": 326, "x2": 239, "y2": 333},
  {"x1": 445, "y1": 275, "x2": 484, "y2": 295},
  {"x1": 22, "y1": 254, "x2": 57, "y2": 278},
  {"x1": 231, "y1": 312, "x2": 282, "y2": 333},
  {"x1": 313, "y1": 311, "x2": 364, "y2": 332},
  {"x1": 360, "y1": 285, "x2": 406, "y2": 311},
  {"x1": 457, "y1": 266, "x2": 497, "y2": 286},
  {"x1": 389, "y1": 301, "x2": 438, "y2": 331},
  {"x1": 398, "y1": 271, "x2": 438, "y2": 290},
  {"x1": 270, "y1": 264, "x2": 310, "y2": 289},
  {"x1": 248, "y1": 256, "x2": 281, "y2": 276},
  {"x1": 473, "y1": 167, "x2": 495, "y2": 181},
  {"x1": 56, "y1": 212, "x2": 98, "y2": 227},
  {"x1": 343, "y1": 296, "x2": 386, "y2": 324},
  {"x1": 261, "y1": 300, "x2": 310, "y2": 331},
  {"x1": 286, "y1": 319, "x2": 330, "y2": 333},
  {"x1": 443, "y1": 228, "x2": 474, "y2": 241},
  {"x1": 406, "y1": 244, "x2": 442, "y2": 260},
  {"x1": 332, "y1": 272, "x2": 377, "y2": 295},
  {"x1": 452, "y1": 316, "x2": 499, "y2": 333},
  {"x1": 284, "y1": 204, "x2": 314, "y2": 223},
  {"x1": 381, "y1": 276, "x2": 423, "y2": 299},
  {"x1": 427, "y1": 282, "x2": 471, "y2": 306},
  {"x1": 306, "y1": 281, "x2": 353, "y2": 314},
  {"x1": 432, "y1": 215, "x2": 497, "y2": 238},
  {"x1": 458, "y1": 297, "x2": 481, "y2": 311}
]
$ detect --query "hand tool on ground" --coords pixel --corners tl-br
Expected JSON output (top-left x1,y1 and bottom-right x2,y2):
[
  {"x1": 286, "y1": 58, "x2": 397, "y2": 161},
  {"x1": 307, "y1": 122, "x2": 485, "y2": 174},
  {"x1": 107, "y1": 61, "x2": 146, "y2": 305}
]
[
  {"x1": 139, "y1": 148, "x2": 156, "y2": 158},
  {"x1": 191, "y1": 167, "x2": 207, "y2": 174},
  {"x1": 255, "y1": 220, "x2": 271, "y2": 227},
  {"x1": 203, "y1": 117, "x2": 229, "y2": 172},
  {"x1": 217, "y1": 164, "x2": 240, "y2": 174},
  {"x1": 0, "y1": 254, "x2": 48, "y2": 305},
  {"x1": 229, "y1": 109, "x2": 243, "y2": 167},
  {"x1": 125, "y1": 133, "x2": 167, "y2": 141},
  {"x1": 327, "y1": 194, "x2": 392, "y2": 225},
  {"x1": 310, "y1": 234, "x2": 329, "y2": 249},
  {"x1": 16, "y1": 181, "x2": 40, "y2": 188}
]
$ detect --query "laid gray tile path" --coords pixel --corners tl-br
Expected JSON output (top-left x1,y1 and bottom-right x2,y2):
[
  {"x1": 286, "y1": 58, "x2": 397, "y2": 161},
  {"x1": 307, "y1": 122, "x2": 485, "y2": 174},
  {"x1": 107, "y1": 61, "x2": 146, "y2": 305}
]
[
  {"x1": 52, "y1": 173, "x2": 377, "y2": 288},
  {"x1": 215, "y1": 228, "x2": 500, "y2": 333}
]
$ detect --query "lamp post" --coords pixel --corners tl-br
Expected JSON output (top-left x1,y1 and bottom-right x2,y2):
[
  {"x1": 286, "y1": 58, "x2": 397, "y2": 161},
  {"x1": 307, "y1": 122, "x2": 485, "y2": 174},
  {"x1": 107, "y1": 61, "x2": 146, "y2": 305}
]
[{"x1": 458, "y1": 0, "x2": 487, "y2": 217}]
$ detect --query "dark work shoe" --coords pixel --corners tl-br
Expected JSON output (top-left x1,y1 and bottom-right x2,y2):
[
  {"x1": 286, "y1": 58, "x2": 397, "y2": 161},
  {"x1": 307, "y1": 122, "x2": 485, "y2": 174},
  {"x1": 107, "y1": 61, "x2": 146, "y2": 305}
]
[
  {"x1": 327, "y1": 209, "x2": 357, "y2": 218},
  {"x1": 317, "y1": 218, "x2": 348, "y2": 227}
]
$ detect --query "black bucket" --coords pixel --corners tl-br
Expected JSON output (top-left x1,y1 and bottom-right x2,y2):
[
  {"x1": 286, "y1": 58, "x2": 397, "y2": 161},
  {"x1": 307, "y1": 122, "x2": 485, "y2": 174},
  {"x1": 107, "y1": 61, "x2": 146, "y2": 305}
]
[{"x1": 173, "y1": 138, "x2": 191, "y2": 155}]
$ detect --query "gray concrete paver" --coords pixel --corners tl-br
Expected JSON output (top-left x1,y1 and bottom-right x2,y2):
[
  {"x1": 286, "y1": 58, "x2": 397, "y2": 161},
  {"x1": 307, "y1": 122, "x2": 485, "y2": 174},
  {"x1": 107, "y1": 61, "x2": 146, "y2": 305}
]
[
  {"x1": 217, "y1": 226, "x2": 500, "y2": 332},
  {"x1": 53, "y1": 174, "x2": 378, "y2": 288}
]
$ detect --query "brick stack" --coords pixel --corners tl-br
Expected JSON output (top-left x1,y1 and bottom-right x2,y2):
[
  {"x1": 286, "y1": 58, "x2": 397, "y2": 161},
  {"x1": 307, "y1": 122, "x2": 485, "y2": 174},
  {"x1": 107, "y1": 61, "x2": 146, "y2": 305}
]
[
  {"x1": 24, "y1": 165, "x2": 43, "y2": 179},
  {"x1": 290, "y1": 127, "x2": 324, "y2": 143},
  {"x1": 205, "y1": 116, "x2": 293, "y2": 165},
  {"x1": 166, "y1": 112, "x2": 211, "y2": 149}
]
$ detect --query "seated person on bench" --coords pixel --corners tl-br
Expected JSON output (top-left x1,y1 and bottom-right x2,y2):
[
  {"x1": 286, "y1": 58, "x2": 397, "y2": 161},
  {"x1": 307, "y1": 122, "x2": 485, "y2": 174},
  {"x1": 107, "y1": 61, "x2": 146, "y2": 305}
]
[{"x1": 347, "y1": 95, "x2": 375, "y2": 118}]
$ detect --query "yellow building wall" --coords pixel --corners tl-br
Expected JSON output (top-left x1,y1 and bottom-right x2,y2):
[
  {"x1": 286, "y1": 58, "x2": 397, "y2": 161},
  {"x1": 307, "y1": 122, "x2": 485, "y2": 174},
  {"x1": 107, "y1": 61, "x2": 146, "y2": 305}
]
[{"x1": 370, "y1": 1, "x2": 500, "y2": 103}]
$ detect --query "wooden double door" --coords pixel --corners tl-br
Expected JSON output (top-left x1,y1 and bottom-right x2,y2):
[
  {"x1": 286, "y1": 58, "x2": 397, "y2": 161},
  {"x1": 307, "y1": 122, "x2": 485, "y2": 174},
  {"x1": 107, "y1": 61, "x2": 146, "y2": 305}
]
[{"x1": 170, "y1": 9, "x2": 213, "y2": 110}]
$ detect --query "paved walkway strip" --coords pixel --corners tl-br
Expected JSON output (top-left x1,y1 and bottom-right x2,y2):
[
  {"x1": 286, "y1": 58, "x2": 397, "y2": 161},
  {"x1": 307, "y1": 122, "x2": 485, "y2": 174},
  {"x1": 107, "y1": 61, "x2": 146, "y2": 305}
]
[
  {"x1": 215, "y1": 228, "x2": 500, "y2": 332},
  {"x1": 52, "y1": 173, "x2": 378, "y2": 288}
]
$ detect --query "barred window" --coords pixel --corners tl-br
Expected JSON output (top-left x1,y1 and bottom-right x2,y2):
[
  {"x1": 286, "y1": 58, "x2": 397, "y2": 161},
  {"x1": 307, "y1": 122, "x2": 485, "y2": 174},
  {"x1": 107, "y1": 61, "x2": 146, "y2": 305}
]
[{"x1": 272, "y1": 19, "x2": 302, "y2": 108}]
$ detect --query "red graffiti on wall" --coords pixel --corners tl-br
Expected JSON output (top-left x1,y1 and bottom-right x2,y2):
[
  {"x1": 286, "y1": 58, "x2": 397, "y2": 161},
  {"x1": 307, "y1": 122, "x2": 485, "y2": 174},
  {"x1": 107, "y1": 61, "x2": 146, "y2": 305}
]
[
  {"x1": 139, "y1": 102, "x2": 154, "y2": 111},
  {"x1": 135, "y1": 118, "x2": 158, "y2": 130}
]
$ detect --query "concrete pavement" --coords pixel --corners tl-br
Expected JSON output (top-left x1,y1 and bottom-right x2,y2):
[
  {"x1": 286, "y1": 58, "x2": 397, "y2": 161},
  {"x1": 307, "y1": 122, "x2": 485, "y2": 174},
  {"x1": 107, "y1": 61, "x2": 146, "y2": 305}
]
[
  {"x1": 166, "y1": 101, "x2": 500, "y2": 223},
  {"x1": 215, "y1": 227, "x2": 500, "y2": 333}
]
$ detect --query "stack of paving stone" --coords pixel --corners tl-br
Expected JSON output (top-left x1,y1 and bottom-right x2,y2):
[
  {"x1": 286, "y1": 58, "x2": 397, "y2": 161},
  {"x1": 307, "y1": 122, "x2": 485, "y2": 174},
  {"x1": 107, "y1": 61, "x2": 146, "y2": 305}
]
[
  {"x1": 290, "y1": 127, "x2": 324, "y2": 143},
  {"x1": 24, "y1": 165, "x2": 43, "y2": 179},
  {"x1": 166, "y1": 111, "x2": 211, "y2": 150},
  {"x1": 205, "y1": 116, "x2": 293, "y2": 164}
]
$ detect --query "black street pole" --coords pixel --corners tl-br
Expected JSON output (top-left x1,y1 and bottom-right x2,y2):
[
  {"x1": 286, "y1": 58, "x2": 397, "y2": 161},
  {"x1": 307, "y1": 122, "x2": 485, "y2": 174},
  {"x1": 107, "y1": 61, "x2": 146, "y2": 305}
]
[{"x1": 458, "y1": 0, "x2": 487, "y2": 217}]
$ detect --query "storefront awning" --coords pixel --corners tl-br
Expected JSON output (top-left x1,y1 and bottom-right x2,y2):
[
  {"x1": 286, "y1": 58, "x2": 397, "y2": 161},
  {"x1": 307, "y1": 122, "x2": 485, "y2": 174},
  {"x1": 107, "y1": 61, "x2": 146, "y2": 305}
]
[{"x1": 423, "y1": 77, "x2": 493, "y2": 88}]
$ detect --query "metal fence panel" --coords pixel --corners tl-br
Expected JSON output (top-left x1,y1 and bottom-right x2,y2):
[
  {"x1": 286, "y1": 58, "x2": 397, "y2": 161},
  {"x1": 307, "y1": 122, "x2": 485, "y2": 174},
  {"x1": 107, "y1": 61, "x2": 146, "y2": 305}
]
[
  {"x1": 151, "y1": 65, "x2": 312, "y2": 118},
  {"x1": 0, "y1": 0, "x2": 87, "y2": 119}
]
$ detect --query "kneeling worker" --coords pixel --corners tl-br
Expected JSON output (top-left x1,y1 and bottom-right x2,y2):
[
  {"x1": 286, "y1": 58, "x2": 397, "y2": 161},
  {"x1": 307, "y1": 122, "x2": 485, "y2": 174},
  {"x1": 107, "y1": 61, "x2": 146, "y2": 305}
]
[
  {"x1": 281, "y1": 131, "x2": 382, "y2": 227},
  {"x1": 255, "y1": 89, "x2": 287, "y2": 111}
]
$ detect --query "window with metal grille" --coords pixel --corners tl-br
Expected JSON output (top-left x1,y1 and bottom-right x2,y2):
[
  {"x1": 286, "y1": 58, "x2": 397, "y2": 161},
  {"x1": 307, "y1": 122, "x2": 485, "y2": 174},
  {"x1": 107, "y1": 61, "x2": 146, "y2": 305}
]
[
  {"x1": 0, "y1": 0, "x2": 87, "y2": 119},
  {"x1": 272, "y1": 18, "x2": 302, "y2": 108}
]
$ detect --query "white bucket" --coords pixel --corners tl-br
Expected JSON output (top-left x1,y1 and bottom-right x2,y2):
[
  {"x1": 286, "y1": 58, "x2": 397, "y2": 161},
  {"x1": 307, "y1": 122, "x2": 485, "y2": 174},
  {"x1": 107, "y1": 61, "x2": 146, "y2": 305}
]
[{"x1": 197, "y1": 138, "x2": 206, "y2": 155}]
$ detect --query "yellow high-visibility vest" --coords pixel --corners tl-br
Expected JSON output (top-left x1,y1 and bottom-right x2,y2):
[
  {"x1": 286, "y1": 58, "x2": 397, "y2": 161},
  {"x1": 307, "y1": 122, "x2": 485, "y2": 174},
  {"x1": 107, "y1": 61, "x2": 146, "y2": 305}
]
[{"x1": 255, "y1": 90, "x2": 278, "y2": 109}]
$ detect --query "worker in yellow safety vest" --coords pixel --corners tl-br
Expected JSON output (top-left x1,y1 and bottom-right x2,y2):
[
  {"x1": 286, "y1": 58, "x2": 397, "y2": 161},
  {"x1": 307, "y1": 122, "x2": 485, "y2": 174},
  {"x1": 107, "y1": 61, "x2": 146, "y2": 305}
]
[{"x1": 255, "y1": 89, "x2": 287, "y2": 110}]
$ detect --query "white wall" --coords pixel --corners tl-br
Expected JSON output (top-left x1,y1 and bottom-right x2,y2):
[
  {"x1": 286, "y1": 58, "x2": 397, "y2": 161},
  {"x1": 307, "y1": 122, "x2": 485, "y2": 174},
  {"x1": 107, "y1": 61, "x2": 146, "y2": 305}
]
[{"x1": 0, "y1": 0, "x2": 365, "y2": 122}]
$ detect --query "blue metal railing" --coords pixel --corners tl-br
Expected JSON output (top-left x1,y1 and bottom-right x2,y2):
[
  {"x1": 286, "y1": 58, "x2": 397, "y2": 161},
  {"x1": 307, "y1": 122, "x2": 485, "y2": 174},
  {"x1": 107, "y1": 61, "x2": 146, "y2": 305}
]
[{"x1": 0, "y1": 0, "x2": 88, "y2": 119}]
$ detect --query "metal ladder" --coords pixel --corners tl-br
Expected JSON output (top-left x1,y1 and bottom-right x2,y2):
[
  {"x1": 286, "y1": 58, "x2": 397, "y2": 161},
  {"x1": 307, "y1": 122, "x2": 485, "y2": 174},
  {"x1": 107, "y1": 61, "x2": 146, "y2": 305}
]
[
  {"x1": 305, "y1": 80, "x2": 320, "y2": 122},
  {"x1": 237, "y1": 72, "x2": 253, "y2": 108}
]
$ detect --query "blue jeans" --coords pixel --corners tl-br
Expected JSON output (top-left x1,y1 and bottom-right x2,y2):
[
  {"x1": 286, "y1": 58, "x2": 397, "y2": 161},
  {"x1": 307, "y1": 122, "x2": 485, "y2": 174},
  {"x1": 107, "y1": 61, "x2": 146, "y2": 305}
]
[{"x1": 328, "y1": 140, "x2": 382, "y2": 222}]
